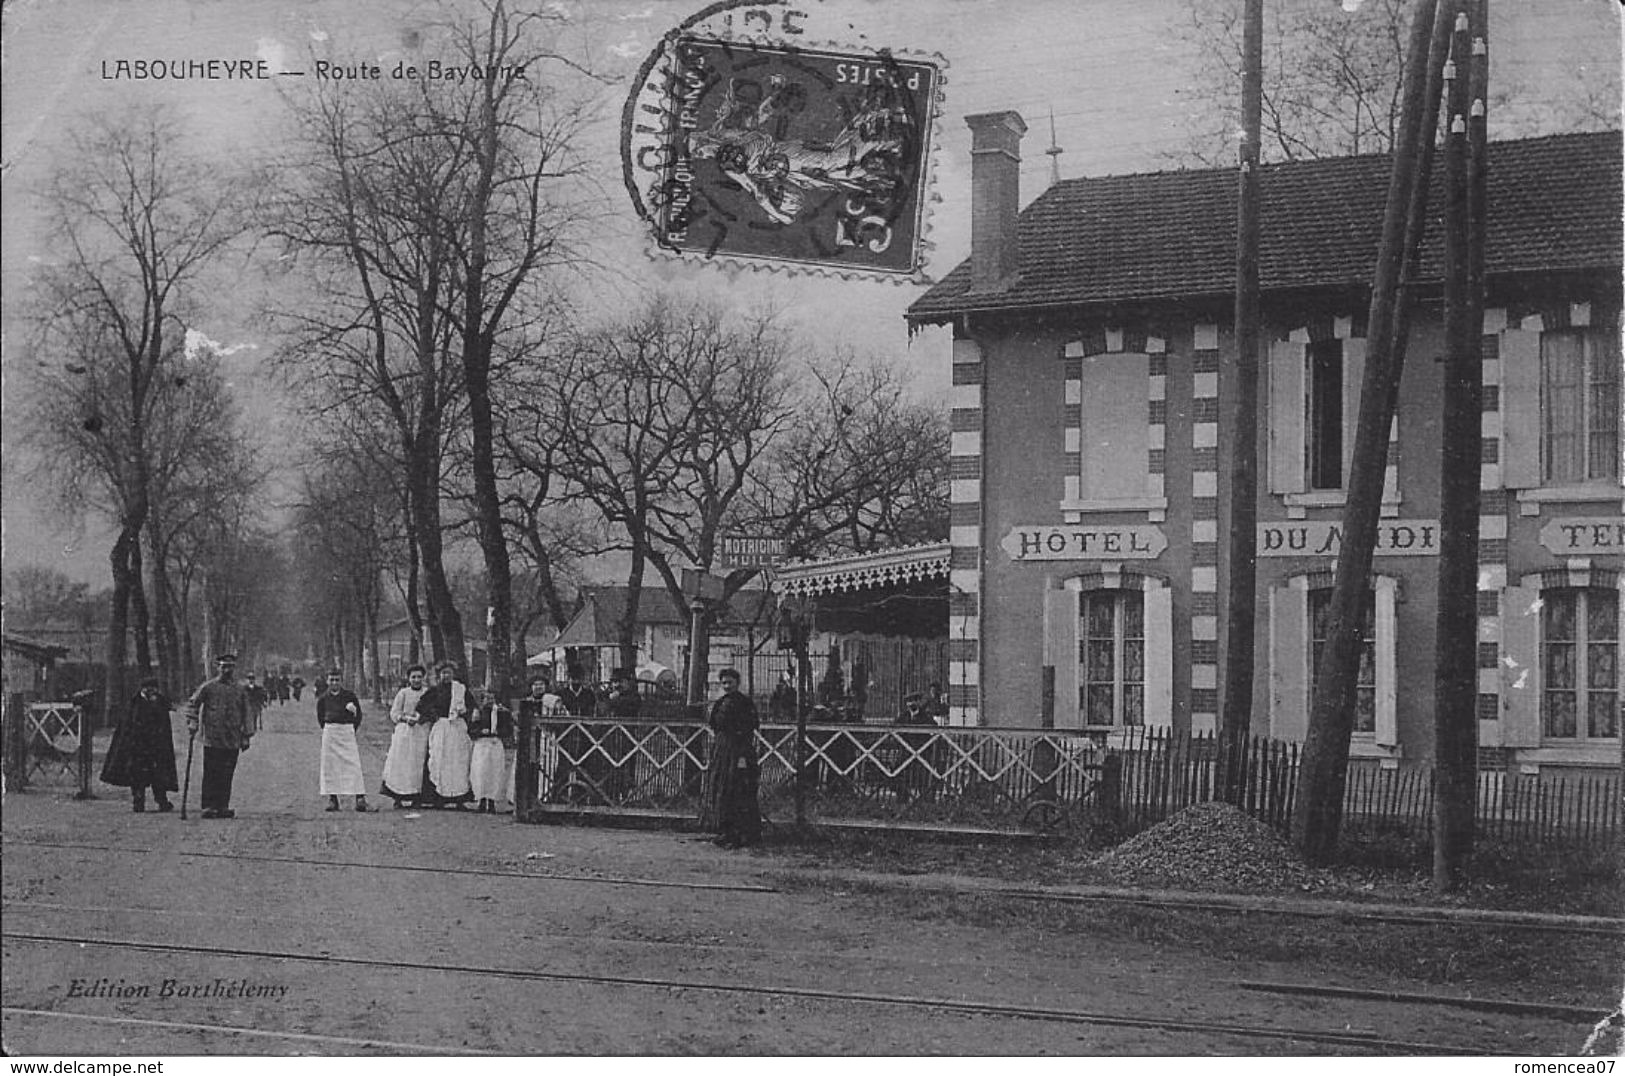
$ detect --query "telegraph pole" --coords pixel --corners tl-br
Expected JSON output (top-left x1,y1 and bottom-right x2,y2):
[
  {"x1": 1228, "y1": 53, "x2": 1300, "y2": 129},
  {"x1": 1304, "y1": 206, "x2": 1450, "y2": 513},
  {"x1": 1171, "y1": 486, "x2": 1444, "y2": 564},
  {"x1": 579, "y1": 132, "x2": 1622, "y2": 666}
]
[
  {"x1": 1219, "y1": 0, "x2": 1263, "y2": 782},
  {"x1": 1293, "y1": 0, "x2": 1446, "y2": 864},
  {"x1": 1433, "y1": 0, "x2": 1488, "y2": 893}
]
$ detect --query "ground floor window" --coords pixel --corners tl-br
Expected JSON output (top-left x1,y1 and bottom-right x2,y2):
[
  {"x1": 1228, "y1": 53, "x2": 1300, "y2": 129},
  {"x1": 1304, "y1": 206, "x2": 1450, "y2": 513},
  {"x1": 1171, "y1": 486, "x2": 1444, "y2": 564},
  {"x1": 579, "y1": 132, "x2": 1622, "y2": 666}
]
[
  {"x1": 1309, "y1": 588, "x2": 1377, "y2": 733},
  {"x1": 1081, "y1": 590, "x2": 1145, "y2": 727},
  {"x1": 1542, "y1": 586, "x2": 1621, "y2": 740},
  {"x1": 1269, "y1": 574, "x2": 1396, "y2": 747}
]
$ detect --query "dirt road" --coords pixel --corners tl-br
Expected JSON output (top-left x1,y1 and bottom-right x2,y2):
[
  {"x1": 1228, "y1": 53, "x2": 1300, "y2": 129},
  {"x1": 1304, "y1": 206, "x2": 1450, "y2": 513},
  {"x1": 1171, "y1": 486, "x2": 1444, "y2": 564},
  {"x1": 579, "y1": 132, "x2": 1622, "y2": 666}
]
[{"x1": 2, "y1": 702, "x2": 1609, "y2": 1055}]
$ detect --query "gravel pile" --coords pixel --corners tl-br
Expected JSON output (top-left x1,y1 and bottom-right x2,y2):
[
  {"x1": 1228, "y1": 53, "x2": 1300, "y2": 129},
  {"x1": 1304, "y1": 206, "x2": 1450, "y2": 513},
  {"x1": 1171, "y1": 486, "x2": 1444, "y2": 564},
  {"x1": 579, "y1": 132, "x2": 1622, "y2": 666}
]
[{"x1": 1091, "y1": 802, "x2": 1320, "y2": 892}]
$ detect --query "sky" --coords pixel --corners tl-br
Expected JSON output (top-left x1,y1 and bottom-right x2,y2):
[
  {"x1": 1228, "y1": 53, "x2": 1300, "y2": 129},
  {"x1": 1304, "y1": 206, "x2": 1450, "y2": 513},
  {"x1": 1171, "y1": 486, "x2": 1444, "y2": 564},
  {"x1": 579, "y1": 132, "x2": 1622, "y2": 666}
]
[{"x1": 2, "y1": 0, "x2": 1619, "y2": 587}]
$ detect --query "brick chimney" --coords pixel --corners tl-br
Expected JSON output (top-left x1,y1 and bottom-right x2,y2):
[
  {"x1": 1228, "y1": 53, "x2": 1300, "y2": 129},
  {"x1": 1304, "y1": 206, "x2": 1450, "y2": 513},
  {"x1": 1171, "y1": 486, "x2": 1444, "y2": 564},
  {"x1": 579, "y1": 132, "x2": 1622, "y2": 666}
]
[{"x1": 965, "y1": 110, "x2": 1027, "y2": 292}]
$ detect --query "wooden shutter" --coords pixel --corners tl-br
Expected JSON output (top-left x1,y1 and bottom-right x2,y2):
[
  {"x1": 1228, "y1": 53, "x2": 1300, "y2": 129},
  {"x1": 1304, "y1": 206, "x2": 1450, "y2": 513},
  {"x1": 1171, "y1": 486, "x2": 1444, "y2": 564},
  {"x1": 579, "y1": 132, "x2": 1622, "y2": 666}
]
[
  {"x1": 1341, "y1": 336, "x2": 1367, "y2": 489},
  {"x1": 1081, "y1": 352, "x2": 1149, "y2": 501},
  {"x1": 1500, "y1": 584, "x2": 1542, "y2": 747},
  {"x1": 1043, "y1": 588, "x2": 1081, "y2": 731},
  {"x1": 1374, "y1": 577, "x2": 1399, "y2": 748},
  {"x1": 1269, "y1": 584, "x2": 1309, "y2": 742},
  {"x1": 1500, "y1": 329, "x2": 1542, "y2": 489},
  {"x1": 1143, "y1": 585, "x2": 1174, "y2": 729},
  {"x1": 1268, "y1": 339, "x2": 1307, "y2": 494}
]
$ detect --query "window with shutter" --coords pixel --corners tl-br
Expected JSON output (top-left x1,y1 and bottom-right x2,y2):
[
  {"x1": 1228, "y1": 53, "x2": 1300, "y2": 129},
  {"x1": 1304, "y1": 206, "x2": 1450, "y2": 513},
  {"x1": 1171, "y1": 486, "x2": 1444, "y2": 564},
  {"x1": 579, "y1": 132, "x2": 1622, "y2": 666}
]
[
  {"x1": 1540, "y1": 586, "x2": 1621, "y2": 742},
  {"x1": 1045, "y1": 577, "x2": 1172, "y2": 730},
  {"x1": 1269, "y1": 334, "x2": 1389, "y2": 506}
]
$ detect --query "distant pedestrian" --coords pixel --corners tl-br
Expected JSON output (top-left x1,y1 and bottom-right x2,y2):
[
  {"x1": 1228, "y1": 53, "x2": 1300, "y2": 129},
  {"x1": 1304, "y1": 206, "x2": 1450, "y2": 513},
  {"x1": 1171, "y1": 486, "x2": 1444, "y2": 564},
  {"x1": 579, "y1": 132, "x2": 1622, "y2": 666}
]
[
  {"x1": 557, "y1": 665, "x2": 598, "y2": 717},
  {"x1": 100, "y1": 677, "x2": 179, "y2": 813},
  {"x1": 706, "y1": 667, "x2": 761, "y2": 849},
  {"x1": 423, "y1": 663, "x2": 473, "y2": 808},
  {"x1": 317, "y1": 669, "x2": 372, "y2": 813},
  {"x1": 769, "y1": 671, "x2": 796, "y2": 723},
  {"x1": 291, "y1": 676, "x2": 306, "y2": 702},
  {"x1": 606, "y1": 669, "x2": 641, "y2": 719},
  {"x1": 244, "y1": 673, "x2": 269, "y2": 732},
  {"x1": 467, "y1": 689, "x2": 513, "y2": 814},
  {"x1": 186, "y1": 653, "x2": 254, "y2": 819},
  {"x1": 380, "y1": 664, "x2": 430, "y2": 808}
]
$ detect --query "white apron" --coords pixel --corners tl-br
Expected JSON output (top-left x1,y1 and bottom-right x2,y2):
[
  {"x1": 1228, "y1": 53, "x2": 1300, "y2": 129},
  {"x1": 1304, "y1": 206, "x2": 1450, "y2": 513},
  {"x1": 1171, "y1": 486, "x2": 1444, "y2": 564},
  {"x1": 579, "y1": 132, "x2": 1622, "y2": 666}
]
[
  {"x1": 470, "y1": 738, "x2": 508, "y2": 802},
  {"x1": 320, "y1": 724, "x2": 366, "y2": 795},
  {"x1": 428, "y1": 717, "x2": 473, "y2": 797},
  {"x1": 381, "y1": 722, "x2": 429, "y2": 796}
]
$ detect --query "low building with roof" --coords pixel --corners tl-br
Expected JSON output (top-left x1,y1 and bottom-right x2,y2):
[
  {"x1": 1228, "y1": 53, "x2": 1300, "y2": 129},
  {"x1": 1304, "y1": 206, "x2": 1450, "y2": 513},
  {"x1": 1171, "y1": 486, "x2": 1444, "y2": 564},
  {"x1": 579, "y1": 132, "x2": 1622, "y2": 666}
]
[{"x1": 907, "y1": 114, "x2": 1621, "y2": 774}]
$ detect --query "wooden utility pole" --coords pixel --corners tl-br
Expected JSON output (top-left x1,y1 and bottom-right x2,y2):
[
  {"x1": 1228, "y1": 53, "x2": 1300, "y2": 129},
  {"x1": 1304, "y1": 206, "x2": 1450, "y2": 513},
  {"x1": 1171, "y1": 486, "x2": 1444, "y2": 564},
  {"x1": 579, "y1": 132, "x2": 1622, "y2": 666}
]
[
  {"x1": 1293, "y1": 0, "x2": 1447, "y2": 865},
  {"x1": 1434, "y1": 0, "x2": 1488, "y2": 893},
  {"x1": 1220, "y1": 0, "x2": 1264, "y2": 785}
]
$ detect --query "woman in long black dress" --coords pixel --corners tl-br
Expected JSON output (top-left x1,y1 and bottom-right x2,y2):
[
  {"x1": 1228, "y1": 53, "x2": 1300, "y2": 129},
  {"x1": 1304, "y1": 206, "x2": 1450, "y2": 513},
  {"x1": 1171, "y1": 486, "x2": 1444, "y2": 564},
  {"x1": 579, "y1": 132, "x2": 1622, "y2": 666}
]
[
  {"x1": 706, "y1": 667, "x2": 761, "y2": 848},
  {"x1": 100, "y1": 678, "x2": 180, "y2": 813}
]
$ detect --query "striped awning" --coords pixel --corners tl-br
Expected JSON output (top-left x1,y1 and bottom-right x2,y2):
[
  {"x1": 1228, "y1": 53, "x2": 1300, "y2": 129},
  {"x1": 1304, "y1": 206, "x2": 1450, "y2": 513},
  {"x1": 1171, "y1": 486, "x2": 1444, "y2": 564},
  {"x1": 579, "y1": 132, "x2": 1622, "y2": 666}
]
[{"x1": 772, "y1": 543, "x2": 951, "y2": 598}]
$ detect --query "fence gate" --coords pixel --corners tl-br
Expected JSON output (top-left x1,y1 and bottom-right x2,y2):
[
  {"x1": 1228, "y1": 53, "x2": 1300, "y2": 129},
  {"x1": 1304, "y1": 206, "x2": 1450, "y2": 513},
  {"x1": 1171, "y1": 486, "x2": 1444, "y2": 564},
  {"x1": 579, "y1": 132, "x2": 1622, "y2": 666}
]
[{"x1": 19, "y1": 702, "x2": 90, "y2": 790}]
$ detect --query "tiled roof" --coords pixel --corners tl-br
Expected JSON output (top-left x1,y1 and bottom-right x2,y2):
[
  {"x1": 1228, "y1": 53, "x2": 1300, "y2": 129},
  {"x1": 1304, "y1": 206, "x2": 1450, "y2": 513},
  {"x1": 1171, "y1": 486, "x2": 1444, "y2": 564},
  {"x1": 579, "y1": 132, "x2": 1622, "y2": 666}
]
[{"x1": 907, "y1": 131, "x2": 1622, "y2": 322}]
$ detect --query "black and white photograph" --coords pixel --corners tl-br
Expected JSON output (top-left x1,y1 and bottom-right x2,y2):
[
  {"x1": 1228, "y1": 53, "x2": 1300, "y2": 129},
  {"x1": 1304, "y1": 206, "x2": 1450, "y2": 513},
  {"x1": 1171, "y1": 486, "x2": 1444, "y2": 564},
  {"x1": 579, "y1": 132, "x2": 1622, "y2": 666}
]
[{"x1": 1, "y1": 0, "x2": 1621, "y2": 1061}]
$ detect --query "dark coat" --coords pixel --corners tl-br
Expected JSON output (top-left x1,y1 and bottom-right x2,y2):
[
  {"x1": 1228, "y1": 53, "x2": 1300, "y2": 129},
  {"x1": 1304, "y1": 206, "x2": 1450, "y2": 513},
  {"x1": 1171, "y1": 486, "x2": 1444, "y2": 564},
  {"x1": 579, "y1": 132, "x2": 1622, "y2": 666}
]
[
  {"x1": 557, "y1": 684, "x2": 598, "y2": 717},
  {"x1": 706, "y1": 690, "x2": 761, "y2": 842},
  {"x1": 100, "y1": 691, "x2": 179, "y2": 792}
]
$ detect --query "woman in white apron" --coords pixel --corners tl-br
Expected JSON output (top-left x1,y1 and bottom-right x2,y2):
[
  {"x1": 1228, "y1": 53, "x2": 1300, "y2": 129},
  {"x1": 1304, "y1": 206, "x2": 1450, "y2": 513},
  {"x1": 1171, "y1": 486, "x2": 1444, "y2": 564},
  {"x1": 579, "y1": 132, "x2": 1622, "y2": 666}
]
[
  {"x1": 380, "y1": 664, "x2": 430, "y2": 807},
  {"x1": 426, "y1": 667, "x2": 474, "y2": 808}
]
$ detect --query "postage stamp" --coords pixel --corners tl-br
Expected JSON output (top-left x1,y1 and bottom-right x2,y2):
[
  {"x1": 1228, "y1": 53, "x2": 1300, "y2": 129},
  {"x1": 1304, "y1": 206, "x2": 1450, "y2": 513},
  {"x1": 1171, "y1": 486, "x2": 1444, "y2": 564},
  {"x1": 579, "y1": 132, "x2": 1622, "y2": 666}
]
[{"x1": 624, "y1": 20, "x2": 942, "y2": 278}]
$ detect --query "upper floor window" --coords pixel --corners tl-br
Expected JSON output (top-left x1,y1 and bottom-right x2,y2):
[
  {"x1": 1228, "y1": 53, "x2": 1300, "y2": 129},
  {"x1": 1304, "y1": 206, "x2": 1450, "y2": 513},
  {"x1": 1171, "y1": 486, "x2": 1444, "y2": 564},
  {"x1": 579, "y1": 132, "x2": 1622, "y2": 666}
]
[
  {"x1": 1542, "y1": 586, "x2": 1620, "y2": 741},
  {"x1": 1542, "y1": 328, "x2": 1620, "y2": 485},
  {"x1": 1307, "y1": 340, "x2": 1346, "y2": 491}
]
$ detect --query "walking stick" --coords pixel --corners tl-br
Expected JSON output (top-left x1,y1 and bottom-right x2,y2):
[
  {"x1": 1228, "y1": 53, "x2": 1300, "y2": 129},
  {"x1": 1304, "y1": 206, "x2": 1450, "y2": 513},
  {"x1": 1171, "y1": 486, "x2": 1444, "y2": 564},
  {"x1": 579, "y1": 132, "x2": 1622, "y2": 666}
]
[{"x1": 181, "y1": 728, "x2": 197, "y2": 820}]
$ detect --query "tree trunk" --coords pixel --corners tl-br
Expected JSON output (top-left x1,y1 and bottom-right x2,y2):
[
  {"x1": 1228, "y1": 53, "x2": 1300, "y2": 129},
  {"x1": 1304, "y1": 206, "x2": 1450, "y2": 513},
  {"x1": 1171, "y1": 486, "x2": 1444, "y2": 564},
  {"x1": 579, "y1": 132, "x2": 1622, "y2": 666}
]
[
  {"x1": 106, "y1": 524, "x2": 140, "y2": 727},
  {"x1": 618, "y1": 543, "x2": 647, "y2": 675},
  {"x1": 410, "y1": 448, "x2": 462, "y2": 666}
]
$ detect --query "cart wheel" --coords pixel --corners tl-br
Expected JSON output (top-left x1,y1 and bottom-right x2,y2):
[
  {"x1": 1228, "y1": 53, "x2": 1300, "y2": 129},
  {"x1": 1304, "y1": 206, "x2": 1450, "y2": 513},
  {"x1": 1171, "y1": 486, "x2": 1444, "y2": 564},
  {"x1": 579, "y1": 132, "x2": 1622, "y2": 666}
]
[
  {"x1": 559, "y1": 780, "x2": 602, "y2": 806},
  {"x1": 1022, "y1": 800, "x2": 1069, "y2": 834}
]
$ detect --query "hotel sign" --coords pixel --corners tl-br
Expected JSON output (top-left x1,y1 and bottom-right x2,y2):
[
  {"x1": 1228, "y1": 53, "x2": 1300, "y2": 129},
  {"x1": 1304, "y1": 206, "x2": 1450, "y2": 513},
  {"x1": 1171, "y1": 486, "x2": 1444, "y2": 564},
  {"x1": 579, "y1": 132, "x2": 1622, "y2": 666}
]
[
  {"x1": 1539, "y1": 518, "x2": 1625, "y2": 556},
  {"x1": 1002, "y1": 525, "x2": 1166, "y2": 561},
  {"x1": 1259, "y1": 520, "x2": 1440, "y2": 557}
]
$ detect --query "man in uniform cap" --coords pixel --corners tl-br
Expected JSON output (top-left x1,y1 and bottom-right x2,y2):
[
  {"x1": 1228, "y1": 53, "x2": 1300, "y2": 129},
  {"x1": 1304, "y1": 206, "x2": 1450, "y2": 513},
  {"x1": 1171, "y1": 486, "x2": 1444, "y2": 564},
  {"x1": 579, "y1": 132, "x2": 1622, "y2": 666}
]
[{"x1": 187, "y1": 653, "x2": 254, "y2": 818}]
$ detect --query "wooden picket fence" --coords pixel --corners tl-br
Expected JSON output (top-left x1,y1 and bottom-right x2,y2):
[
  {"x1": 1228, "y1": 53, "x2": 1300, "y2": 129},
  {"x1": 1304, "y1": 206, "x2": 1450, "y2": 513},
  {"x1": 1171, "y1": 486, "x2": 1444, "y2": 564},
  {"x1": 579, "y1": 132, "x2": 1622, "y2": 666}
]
[
  {"x1": 516, "y1": 715, "x2": 1622, "y2": 851},
  {"x1": 1110, "y1": 727, "x2": 1622, "y2": 850}
]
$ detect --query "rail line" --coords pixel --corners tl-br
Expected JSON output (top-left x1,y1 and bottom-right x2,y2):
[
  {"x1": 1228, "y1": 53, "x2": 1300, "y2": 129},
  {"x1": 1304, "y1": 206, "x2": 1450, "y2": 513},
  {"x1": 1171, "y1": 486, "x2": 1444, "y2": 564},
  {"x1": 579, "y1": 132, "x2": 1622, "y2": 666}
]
[
  {"x1": 0, "y1": 929, "x2": 1505, "y2": 1054},
  {"x1": 987, "y1": 886, "x2": 1625, "y2": 937},
  {"x1": 2, "y1": 837, "x2": 778, "y2": 894},
  {"x1": 0, "y1": 1007, "x2": 496, "y2": 1055}
]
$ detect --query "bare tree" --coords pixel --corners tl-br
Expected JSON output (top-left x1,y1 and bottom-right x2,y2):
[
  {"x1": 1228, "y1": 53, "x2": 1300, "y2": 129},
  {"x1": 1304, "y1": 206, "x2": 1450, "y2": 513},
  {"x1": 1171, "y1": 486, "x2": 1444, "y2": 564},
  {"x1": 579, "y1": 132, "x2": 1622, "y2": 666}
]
[
  {"x1": 744, "y1": 354, "x2": 949, "y2": 560},
  {"x1": 428, "y1": 0, "x2": 603, "y2": 697},
  {"x1": 22, "y1": 107, "x2": 250, "y2": 709},
  {"x1": 270, "y1": 71, "x2": 472, "y2": 668},
  {"x1": 1168, "y1": 0, "x2": 1620, "y2": 167},
  {"x1": 545, "y1": 298, "x2": 797, "y2": 674},
  {"x1": 272, "y1": 3, "x2": 602, "y2": 695}
]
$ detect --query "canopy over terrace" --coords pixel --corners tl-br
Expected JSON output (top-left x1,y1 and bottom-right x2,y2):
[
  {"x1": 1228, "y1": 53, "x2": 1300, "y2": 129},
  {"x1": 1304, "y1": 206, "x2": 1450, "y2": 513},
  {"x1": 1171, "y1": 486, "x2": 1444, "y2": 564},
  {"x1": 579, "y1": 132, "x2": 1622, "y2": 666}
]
[
  {"x1": 773, "y1": 543, "x2": 951, "y2": 636},
  {"x1": 773, "y1": 544, "x2": 951, "y2": 721}
]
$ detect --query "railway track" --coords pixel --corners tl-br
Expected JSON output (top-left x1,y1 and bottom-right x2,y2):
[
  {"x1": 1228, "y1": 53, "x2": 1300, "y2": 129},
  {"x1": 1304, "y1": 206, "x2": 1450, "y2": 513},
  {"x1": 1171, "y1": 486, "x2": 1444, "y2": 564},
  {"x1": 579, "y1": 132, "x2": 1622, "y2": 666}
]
[
  {"x1": 4, "y1": 929, "x2": 1480, "y2": 1055},
  {"x1": 12, "y1": 837, "x2": 1617, "y2": 940},
  {"x1": 2, "y1": 837, "x2": 778, "y2": 894}
]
